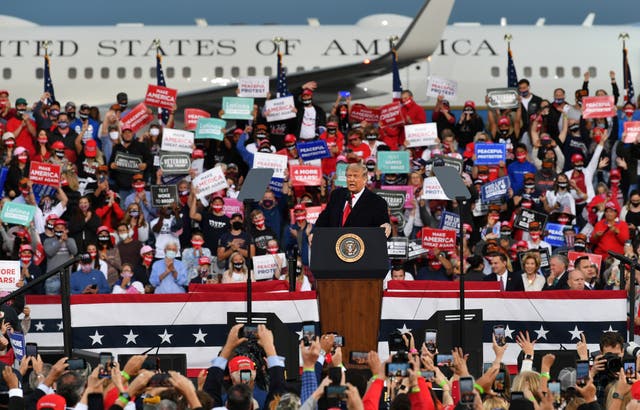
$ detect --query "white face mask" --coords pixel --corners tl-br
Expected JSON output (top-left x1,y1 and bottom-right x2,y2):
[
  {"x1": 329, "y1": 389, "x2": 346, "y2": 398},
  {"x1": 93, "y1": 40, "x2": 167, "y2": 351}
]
[
  {"x1": 118, "y1": 232, "x2": 129, "y2": 241},
  {"x1": 109, "y1": 131, "x2": 119, "y2": 141},
  {"x1": 150, "y1": 128, "x2": 160, "y2": 137}
]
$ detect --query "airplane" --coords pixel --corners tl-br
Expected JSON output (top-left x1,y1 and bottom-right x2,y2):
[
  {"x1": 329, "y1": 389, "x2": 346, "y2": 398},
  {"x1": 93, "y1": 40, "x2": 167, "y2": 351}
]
[{"x1": 0, "y1": 0, "x2": 637, "y2": 113}]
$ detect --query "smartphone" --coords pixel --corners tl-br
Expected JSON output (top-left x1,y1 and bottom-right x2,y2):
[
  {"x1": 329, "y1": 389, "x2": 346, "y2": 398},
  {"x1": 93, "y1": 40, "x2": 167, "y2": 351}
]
[
  {"x1": 511, "y1": 391, "x2": 525, "y2": 401},
  {"x1": 240, "y1": 369, "x2": 252, "y2": 383},
  {"x1": 142, "y1": 356, "x2": 160, "y2": 371},
  {"x1": 329, "y1": 366, "x2": 342, "y2": 385},
  {"x1": 339, "y1": 91, "x2": 351, "y2": 98},
  {"x1": 425, "y1": 329, "x2": 437, "y2": 353},
  {"x1": 386, "y1": 362, "x2": 411, "y2": 378},
  {"x1": 548, "y1": 382, "x2": 561, "y2": 406},
  {"x1": 99, "y1": 352, "x2": 113, "y2": 379},
  {"x1": 349, "y1": 351, "x2": 368, "y2": 365},
  {"x1": 241, "y1": 324, "x2": 258, "y2": 340},
  {"x1": 459, "y1": 376, "x2": 475, "y2": 405},
  {"x1": 624, "y1": 359, "x2": 636, "y2": 384},
  {"x1": 422, "y1": 370, "x2": 435, "y2": 382},
  {"x1": 493, "y1": 325, "x2": 506, "y2": 347},
  {"x1": 302, "y1": 324, "x2": 315, "y2": 346},
  {"x1": 325, "y1": 385, "x2": 347, "y2": 400},
  {"x1": 25, "y1": 342, "x2": 37, "y2": 358},
  {"x1": 67, "y1": 358, "x2": 86, "y2": 370},
  {"x1": 576, "y1": 360, "x2": 589, "y2": 387},
  {"x1": 148, "y1": 373, "x2": 172, "y2": 387},
  {"x1": 91, "y1": 284, "x2": 98, "y2": 290},
  {"x1": 435, "y1": 354, "x2": 453, "y2": 367},
  {"x1": 333, "y1": 335, "x2": 344, "y2": 348},
  {"x1": 493, "y1": 369, "x2": 506, "y2": 393},
  {"x1": 483, "y1": 363, "x2": 493, "y2": 374}
]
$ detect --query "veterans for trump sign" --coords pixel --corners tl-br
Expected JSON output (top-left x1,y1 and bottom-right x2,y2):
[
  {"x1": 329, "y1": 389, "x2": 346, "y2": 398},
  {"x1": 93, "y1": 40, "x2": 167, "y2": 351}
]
[
  {"x1": 29, "y1": 161, "x2": 60, "y2": 187},
  {"x1": 421, "y1": 227, "x2": 456, "y2": 251},
  {"x1": 582, "y1": 96, "x2": 616, "y2": 119},
  {"x1": 144, "y1": 84, "x2": 177, "y2": 110},
  {"x1": 159, "y1": 152, "x2": 191, "y2": 175},
  {"x1": 486, "y1": 88, "x2": 519, "y2": 109}
]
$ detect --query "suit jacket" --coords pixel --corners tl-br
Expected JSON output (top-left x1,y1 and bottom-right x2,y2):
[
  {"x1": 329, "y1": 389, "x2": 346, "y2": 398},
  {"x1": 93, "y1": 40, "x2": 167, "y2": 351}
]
[
  {"x1": 543, "y1": 270, "x2": 570, "y2": 290},
  {"x1": 315, "y1": 187, "x2": 390, "y2": 228},
  {"x1": 483, "y1": 271, "x2": 525, "y2": 291}
]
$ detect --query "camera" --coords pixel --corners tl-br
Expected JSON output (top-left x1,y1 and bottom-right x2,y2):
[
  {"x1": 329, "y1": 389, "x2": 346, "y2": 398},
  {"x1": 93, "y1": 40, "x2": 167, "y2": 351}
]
[
  {"x1": 239, "y1": 324, "x2": 258, "y2": 340},
  {"x1": 602, "y1": 352, "x2": 622, "y2": 373},
  {"x1": 388, "y1": 330, "x2": 406, "y2": 352}
]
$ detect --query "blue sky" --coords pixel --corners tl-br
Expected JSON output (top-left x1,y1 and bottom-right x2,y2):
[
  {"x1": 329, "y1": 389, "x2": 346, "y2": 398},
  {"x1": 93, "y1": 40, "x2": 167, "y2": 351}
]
[{"x1": 2, "y1": 0, "x2": 640, "y2": 26}]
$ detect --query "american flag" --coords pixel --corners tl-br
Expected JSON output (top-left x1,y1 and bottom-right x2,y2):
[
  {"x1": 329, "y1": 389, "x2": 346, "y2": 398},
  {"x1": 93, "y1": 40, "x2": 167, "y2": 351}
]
[
  {"x1": 156, "y1": 52, "x2": 170, "y2": 125},
  {"x1": 623, "y1": 42, "x2": 635, "y2": 103},
  {"x1": 276, "y1": 51, "x2": 290, "y2": 98},
  {"x1": 507, "y1": 42, "x2": 518, "y2": 88},
  {"x1": 392, "y1": 49, "x2": 403, "y2": 101},
  {"x1": 44, "y1": 53, "x2": 56, "y2": 102}
]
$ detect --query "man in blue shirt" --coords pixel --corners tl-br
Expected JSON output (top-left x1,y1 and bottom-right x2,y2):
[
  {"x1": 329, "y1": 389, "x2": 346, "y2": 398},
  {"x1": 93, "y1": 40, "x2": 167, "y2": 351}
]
[
  {"x1": 70, "y1": 254, "x2": 110, "y2": 294},
  {"x1": 150, "y1": 242, "x2": 188, "y2": 293},
  {"x1": 507, "y1": 143, "x2": 537, "y2": 195}
]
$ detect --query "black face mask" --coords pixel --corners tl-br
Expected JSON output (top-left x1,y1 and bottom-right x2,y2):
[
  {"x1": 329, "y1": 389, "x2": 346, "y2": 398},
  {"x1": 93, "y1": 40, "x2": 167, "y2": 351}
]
[
  {"x1": 79, "y1": 113, "x2": 89, "y2": 121},
  {"x1": 98, "y1": 236, "x2": 110, "y2": 243},
  {"x1": 233, "y1": 263, "x2": 243, "y2": 270},
  {"x1": 54, "y1": 231, "x2": 63, "y2": 238},
  {"x1": 631, "y1": 201, "x2": 640, "y2": 207},
  {"x1": 232, "y1": 221, "x2": 243, "y2": 230},
  {"x1": 66, "y1": 112, "x2": 76, "y2": 120},
  {"x1": 569, "y1": 124, "x2": 580, "y2": 132},
  {"x1": 55, "y1": 150, "x2": 65, "y2": 158}
]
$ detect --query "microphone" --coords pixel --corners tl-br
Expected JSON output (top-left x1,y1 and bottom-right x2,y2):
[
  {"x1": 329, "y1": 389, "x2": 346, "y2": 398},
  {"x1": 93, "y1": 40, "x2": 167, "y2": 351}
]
[
  {"x1": 627, "y1": 342, "x2": 640, "y2": 358},
  {"x1": 608, "y1": 251, "x2": 640, "y2": 268}
]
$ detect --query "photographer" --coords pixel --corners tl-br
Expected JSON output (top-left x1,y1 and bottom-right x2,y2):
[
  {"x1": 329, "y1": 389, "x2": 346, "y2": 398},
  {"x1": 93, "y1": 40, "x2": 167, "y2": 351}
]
[{"x1": 584, "y1": 331, "x2": 626, "y2": 405}]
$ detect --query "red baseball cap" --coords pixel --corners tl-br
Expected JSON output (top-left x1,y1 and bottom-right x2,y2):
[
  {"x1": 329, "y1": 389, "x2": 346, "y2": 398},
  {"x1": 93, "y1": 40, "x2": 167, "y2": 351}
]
[
  {"x1": 498, "y1": 117, "x2": 510, "y2": 127},
  {"x1": 84, "y1": 139, "x2": 97, "y2": 157},
  {"x1": 192, "y1": 149, "x2": 205, "y2": 159},
  {"x1": 54, "y1": 219, "x2": 67, "y2": 226},
  {"x1": 19, "y1": 244, "x2": 33, "y2": 253},
  {"x1": 570, "y1": 153, "x2": 584, "y2": 163},
  {"x1": 97, "y1": 225, "x2": 111, "y2": 234},
  {"x1": 301, "y1": 89, "x2": 313, "y2": 97},
  {"x1": 51, "y1": 141, "x2": 65, "y2": 150},
  {"x1": 198, "y1": 256, "x2": 211, "y2": 265},
  {"x1": 464, "y1": 100, "x2": 476, "y2": 109},
  {"x1": 37, "y1": 394, "x2": 66, "y2": 410},
  {"x1": 228, "y1": 355, "x2": 255, "y2": 373},
  {"x1": 293, "y1": 203, "x2": 306, "y2": 212},
  {"x1": 284, "y1": 134, "x2": 297, "y2": 144}
]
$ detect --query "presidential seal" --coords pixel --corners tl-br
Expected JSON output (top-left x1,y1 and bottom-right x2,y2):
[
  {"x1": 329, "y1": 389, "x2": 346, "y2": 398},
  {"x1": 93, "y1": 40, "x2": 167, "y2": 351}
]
[{"x1": 335, "y1": 233, "x2": 365, "y2": 263}]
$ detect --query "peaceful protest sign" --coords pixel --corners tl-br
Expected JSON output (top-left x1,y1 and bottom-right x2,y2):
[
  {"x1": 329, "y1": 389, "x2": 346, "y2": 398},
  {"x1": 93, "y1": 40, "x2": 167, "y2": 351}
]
[
  {"x1": 514, "y1": 208, "x2": 548, "y2": 232},
  {"x1": 381, "y1": 185, "x2": 414, "y2": 208},
  {"x1": 404, "y1": 123, "x2": 438, "y2": 147},
  {"x1": 377, "y1": 151, "x2": 410, "y2": 174},
  {"x1": 221, "y1": 97, "x2": 254, "y2": 120},
  {"x1": 1, "y1": 203, "x2": 36, "y2": 226},
  {"x1": 265, "y1": 96, "x2": 296, "y2": 122},
  {"x1": 254, "y1": 152, "x2": 288, "y2": 179},
  {"x1": 475, "y1": 143, "x2": 506, "y2": 165},
  {"x1": 421, "y1": 177, "x2": 450, "y2": 200},
  {"x1": 426, "y1": 76, "x2": 458, "y2": 100},
  {"x1": 545, "y1": 222, "x2": 574, "y2": 248},
  {"x1": 144, "y1": 84, "x2": 178, "y2": 110},
  {"x1": 161, "y1": 128, "x2": 194, "y2": 153},
  {"x1": 184, "y1": 108, "x2": 210, "y2": 131},
  {"x1": 252, "y1": 253, "x2": 286, "y2": 281},
  {"x1": 350, "y1": 104, "x2": 380, "y2": 123},
  {"x1": 113, "y1": 152, "x2": 142, "y2": 173},
  {"x1": 150, "y1": 185, "x2": 179, "y2": 208},
  {"x1": 421, "y1": 227, "x2": 456, "y2": 251},
  {"x1": 238, "y1": 77, "x2": 269, "y2": 98},
  {"x1": 193, "y1": 167, "x2": 228, "y2": 200},
  {"x1": 481, "y1": 176, "x2": 510, "y2": 203},
  {"x1": 624, "y1": 121, "x2": 640, "y2": 143},
  {"x1": 439, "y1": 211, "x2": 460, "y2": 233},
  {"x1": 289, "y1": 165, "x2": 322, "y2": 186},
  {"x1": 195, "y1": 118, "x2": 226, "y2": 140},
  {"x1": 486, "y1": 88, "x2": 519, "y2": 109},
  {"x1": 121, "y1": 103, "x2": 153, "y2": 133},
  {"x1": 159, "y1": 152, "x2": 191, "y2": 175},
  {"x1": 296, "y1": 140, "x2": 331, "y2": 162},
  {"x1": 379, "y1": 102, "x2": 404, "y2": 128},
  {"x1": 29, "y1": 161, "x2": 61, "y2": 187},
  {"x1": 582, "y1": 96, "x2": 616, "y2": 119}
]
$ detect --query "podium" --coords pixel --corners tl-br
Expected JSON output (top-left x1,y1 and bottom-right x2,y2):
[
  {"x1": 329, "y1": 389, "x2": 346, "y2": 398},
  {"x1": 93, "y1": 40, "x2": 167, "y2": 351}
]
[{"x1": 311, "y1": 228, "x2": 389, "y2": 364}]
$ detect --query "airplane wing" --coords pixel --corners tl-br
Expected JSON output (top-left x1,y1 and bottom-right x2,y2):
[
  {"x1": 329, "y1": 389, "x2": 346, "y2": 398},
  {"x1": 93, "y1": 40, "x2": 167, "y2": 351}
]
[{"x1": 175, "y1": 0, "x2": 455, "y2": 111}]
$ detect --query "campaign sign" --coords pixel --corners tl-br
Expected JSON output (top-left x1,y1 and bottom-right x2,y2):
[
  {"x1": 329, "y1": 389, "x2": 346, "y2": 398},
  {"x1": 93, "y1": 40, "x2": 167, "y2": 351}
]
[
  {"x1": 474, "y1": 143, "x2": 506, "y2": 165},
  {"x1": 196, "y1": 118, "x2": 226, "y2": 140},
  {"x1": 1, "y1": 203, "x2": 35, "y2": 226},
  {"x1": 545, "y1": 222, "x2": 569, "y2": 248},
  {"x1": 151, "y1": 185, "x2": 179, "y2": 208},
  {"x1": 377, "y1": 151, "x2": 410, "y2": 174},
  {"x1": 184, "y1": 108, "x2": 210, "y2": 131},
  {"x1": 387, "y1": 237, "x2": 409, "y2": 258},
  {"x1": 252, "y1": 253, "x2": 286, "y2": 281},
  {"x1": 238, "y1": 77, "x2": 269, "y2": 98},
  {"x1": 405, "y1": 123, "x2": 438, "y2": 147},
  {"x1": 121, "y1": 102, "x2": 153, "y2": 133},
  {"x1": 379, "y1": 102, "x2": 404, "y2": 128},
  {"x1": 432, "y1": 155, "x2": 464, "y2": 174},
  {"x1": 223, "y1": 198, "x2": 244, "y2": 218},
  {"x1": 623, "y1": 121, "x2": 640, "y2": 143},
  {"x1": 254, "y1": 152, "x2": 288, "y2": 179},
  {"x1": 421, "y1": 227, "x2": 456, "y2": 251},
  {"x1": 381, "y1": 185, "x2": 414, "y2": 209},
  {"x1": 221, "y1": 97, "x2": 254, "y2": 120},
  {"x1": 265, "y1": 96, "x2": 296, "y2": 122},
  {"x1": 567, "y1": 251, "x2": 602, "y2": 271},
  {"x1": 426, "y1": 76, "x2": 458, "y2": 100},
  {"x1": 114, "y1": 152, "x2": 142, "y2": 173},
  {"x1": 289, "y1": 165, "x2": 322, "y2": 186},
  {"x1": 439, "y1": 211, "x2": 460, "y2": 234},
  {"x1": 486, "y1": 88, "x2": 519, "y2": 109},
  {"x1": 514, "y1": 208, "x2": 547, "y2": 232},
  {"x1": 193, "y1": 166, "x2": 228, "y2": 200},
  {"x1": 9, "y1": 332, "x2": 24, "y2": 360},
  {"x1": 144, "y1": 84, "x2": 178, "y2": 110},
  {"x1": 0, "y1": 260, "x2": 20, "y2": 292},
  {"x1": 375, "y1": 190, "x2": 406, "y2": 211},
  {"x1": 421, "y1": 177, "x2": 450, "y2": 200},
  {"x1": 161, "y1": 128, "x2": 194, "y2": 153},
  {"x1": 335, "y1": 163, "x2": 347, "y2": 187},
  {"x1": 288, "y1": 205, "x2": 325, "y2": 225},
  {"x1": 159, "y1": 152, "x2": 191, "y2": 175},
  {"x1": 296, "y1": 140, "x2": 331, "y2": 162},
  {"x1": 0, "y1": 167, "x2": 7, "y2": 198},
  {"x1": 481, "y1": 176, "x2": 510, "y2": 204},
  {"x1": 269, "y1": 177, "x2": 284, "y2": 197},
  {"x1": 29, "y1": 161, "x2": 61, "y2": 187},
  {"x1": 582, "y1": 96, "x2": 616, "y2": 119},
  {"x1": 350, "y1": 104, "x2": 380, "y2": 123}
]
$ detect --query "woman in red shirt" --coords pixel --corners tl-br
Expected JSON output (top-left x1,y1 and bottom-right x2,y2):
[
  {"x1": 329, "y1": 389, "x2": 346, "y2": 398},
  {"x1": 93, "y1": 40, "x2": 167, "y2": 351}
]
[{"x1": 591, "y1": 201, "x2": 630, "y2": 258}]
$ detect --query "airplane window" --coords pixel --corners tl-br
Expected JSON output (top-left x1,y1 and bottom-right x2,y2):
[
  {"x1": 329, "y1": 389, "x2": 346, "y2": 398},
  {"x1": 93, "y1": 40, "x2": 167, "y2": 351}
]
[
  {"x1": 116, "y1": 67, "x2": 125, "y2": 79},
  {"x1": 182, "y1": 67, "x2": 191, "y2": 78},
  {"x1": 101, "y1": 67, "x2": 109, "y2": 79},
  {"x1": 35, "y1": 68, "x2": 43, "y2": 79},
  {"x1": 248, "y1": 67, "x2": 256, "y2": 76},
  {"x1": 4, "y1": 68, "x2": 12, "y2": 80},
  {"x1": 490, "y1": 67, "x2": 499, "y2": 77},
  {"x1": 555, "y1": 67, "x2": 564, "y2": 78},
  {"x1": 133, "y1": 67, "x2": 142, "y2": 79},
  {"x1": 588, "y1": 67, "x2": 597, "y2": 78},
  {"x1": 214, "y1": 67, "x2": 223, "y2": 77},
  {"x1": 523, "y1": 67, "x2": 532, "y2": 77},
  {"x1": 230, "y1": 67, "x2": 239, "y2": 77},
  {"x1": 539, "y1": 67, "x2": 548, "y2": 78},
  {"x1": 313, "y1": 66, "x2": 320, "y2": 70},
  {"x1": 264, "y1": 66, "x2": 273, "y2": 76},
  {"x1": 166, "y1": 67, "x2": 175, "y2": 78},
  {"x1": 296, "y1": 66, "x2": 304, "y2": 72},
  {"x1": 572, "y1": 67, "x2": 581, "y2": 78},
  {"x1": 150, "y1": 67, "x2": 156, "y2": 79},
  {"x1": 85, "y1": 67, "x2": 93, "y2": 79},
  {"x1": 68, "y1": 68, "x2": 77, "y2": 79}
]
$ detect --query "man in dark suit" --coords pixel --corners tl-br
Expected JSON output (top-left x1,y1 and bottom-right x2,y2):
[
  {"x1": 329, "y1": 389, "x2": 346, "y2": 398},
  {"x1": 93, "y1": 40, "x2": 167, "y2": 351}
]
[
  {"x1": 483, "y1": 252, "x2": 524, "y2": 291},
  {"x1": 314, "y1": 163, "x2": 391, "y2": 235},
  {"x1": 543, "y1": 254, "x2": 570, "y2": 290},
  {"x1": 517, "y1": 79, "x2": 543, "y2": 131}
]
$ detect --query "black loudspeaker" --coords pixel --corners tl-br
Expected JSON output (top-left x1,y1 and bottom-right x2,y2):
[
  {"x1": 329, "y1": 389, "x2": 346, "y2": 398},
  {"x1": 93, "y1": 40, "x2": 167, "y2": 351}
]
[{"x1": 518, "y1": 349, "x2": 578, "y2": 380}]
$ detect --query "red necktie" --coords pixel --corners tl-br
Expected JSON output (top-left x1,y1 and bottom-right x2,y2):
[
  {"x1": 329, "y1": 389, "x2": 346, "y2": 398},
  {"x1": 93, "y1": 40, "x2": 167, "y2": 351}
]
[
  {"x1": 342, "y1": 194, "x2": 354, "y2": 227},
  {"x1": 499, "y1": 276, "x2": 505, "y2": 291}
]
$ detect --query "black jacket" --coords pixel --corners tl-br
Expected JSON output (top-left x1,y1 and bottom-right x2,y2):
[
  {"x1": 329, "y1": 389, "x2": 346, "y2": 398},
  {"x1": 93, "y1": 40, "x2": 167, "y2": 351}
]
[{"x1": 315, "y1": 188, "x2": 390, "y2": 229}]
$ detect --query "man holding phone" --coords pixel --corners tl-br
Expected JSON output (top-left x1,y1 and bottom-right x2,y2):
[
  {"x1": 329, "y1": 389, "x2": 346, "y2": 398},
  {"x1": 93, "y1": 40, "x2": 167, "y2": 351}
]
[{"x1": 70, "y1": 254, "x2": 110, "y2": 294}]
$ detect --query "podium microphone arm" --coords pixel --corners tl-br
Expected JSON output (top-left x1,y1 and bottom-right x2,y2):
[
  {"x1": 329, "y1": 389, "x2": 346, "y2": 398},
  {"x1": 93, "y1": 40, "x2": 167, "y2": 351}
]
[{"x1": 608, "y1": 251, "x2": 640, "y2": 269}]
